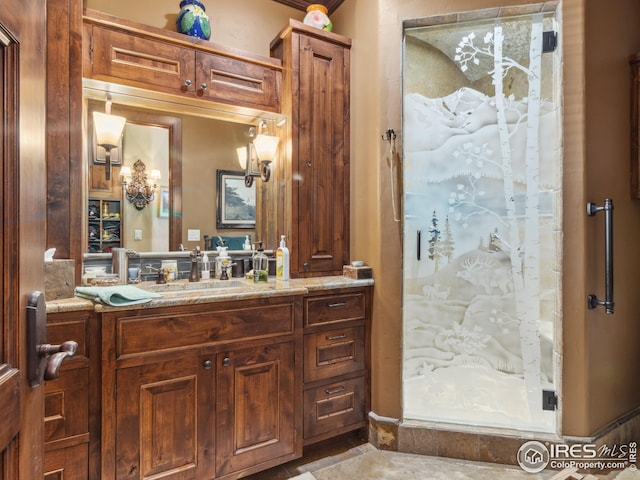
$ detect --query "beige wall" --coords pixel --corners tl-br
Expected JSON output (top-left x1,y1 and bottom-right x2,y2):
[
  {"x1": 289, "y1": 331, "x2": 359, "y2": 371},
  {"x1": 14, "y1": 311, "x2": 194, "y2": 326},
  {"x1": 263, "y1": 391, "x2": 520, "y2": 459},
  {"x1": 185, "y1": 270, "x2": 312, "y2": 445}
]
[
  {"x1": 83, "y1": 0, "x2": 640, "y2": 437},
  {"x1": 579, "y1": 0, "x2": 640, "y2": 436}
]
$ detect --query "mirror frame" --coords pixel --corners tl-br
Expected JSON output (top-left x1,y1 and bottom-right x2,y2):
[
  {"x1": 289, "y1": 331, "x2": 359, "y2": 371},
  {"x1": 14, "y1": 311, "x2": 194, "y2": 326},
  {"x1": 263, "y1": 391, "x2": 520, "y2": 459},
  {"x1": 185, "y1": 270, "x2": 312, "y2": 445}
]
[{"x1": 86, "y1": 100, "x2": 183, "y2": 251}]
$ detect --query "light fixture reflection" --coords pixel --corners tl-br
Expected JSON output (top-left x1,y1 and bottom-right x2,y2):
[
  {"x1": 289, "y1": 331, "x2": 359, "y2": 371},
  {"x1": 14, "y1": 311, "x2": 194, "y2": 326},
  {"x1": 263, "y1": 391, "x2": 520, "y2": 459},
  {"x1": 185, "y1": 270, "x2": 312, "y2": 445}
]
[
  {"x1": 93, "y1": 95, "x2": 126, "y2": 181},
  {"x1": 120, "y1": 159, "x2": 160, "y2": 210},
  {"x1": 238, "y1": 121, "x2": 279, "y2": 187}
]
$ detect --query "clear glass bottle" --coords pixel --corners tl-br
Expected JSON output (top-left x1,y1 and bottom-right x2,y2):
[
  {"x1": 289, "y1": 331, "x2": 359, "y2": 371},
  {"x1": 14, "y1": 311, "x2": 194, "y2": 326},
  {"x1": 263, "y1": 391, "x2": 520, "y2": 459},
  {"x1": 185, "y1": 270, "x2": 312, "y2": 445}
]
[{"x1": 252, "y1": 242, "x2": 269, "y2": 283}]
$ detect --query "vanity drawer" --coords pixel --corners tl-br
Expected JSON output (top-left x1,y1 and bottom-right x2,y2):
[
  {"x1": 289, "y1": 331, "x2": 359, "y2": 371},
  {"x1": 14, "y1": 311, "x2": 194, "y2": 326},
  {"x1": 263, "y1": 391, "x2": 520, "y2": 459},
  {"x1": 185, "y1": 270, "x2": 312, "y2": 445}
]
[
  {"x1": 44, "y1": 367, "x2": 89, "y2": 444},
  {"x1": 115, "y1": 300, "x2": 295, "y2": 359},
  {"x1": 303, "y1": 376, "x2": 366, "y2": 440},
  {"x1": 304, "y1": 292, "x2": 366, "y2": 327},
  {"x1": 304, "y1": 326, "x2": 365, "y2": 383}
]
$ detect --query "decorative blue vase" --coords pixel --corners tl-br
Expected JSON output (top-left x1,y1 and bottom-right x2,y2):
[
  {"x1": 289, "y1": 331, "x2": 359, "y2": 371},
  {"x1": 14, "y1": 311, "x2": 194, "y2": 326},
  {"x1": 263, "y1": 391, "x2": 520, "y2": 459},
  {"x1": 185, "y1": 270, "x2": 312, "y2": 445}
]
[{"x1": 176, "y1": 0, "x2": 211, "y2": 40}]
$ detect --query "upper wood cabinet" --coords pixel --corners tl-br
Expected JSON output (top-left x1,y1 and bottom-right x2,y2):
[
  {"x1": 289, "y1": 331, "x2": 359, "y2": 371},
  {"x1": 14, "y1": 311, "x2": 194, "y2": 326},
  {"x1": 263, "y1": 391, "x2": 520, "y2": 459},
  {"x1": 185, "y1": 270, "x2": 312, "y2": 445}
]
[
  {"x1": 83, "y1": 9, "x2": 282, "y2": 113},
  {"x1": 271, "y1": 21, "x2": 352, "y2": 277}
]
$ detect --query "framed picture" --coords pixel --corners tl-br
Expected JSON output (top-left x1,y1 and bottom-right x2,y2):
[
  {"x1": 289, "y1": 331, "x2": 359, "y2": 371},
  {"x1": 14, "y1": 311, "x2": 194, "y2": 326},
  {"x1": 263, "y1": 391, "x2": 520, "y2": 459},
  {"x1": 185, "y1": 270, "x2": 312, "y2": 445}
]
[
  {"x1": 216, "y1": 170, "x2": 256, "y2": 229},
  {"x1": 158, "y1": 186, "x2": 169, "y2": 218}
]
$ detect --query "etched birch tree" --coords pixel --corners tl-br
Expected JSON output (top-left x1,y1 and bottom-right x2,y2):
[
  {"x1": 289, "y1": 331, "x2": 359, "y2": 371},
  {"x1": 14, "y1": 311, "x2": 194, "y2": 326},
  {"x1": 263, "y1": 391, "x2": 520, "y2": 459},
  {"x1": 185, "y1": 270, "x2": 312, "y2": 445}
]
[{"x1": 454, "y1": 14, "x2": 546, "y2": 414}]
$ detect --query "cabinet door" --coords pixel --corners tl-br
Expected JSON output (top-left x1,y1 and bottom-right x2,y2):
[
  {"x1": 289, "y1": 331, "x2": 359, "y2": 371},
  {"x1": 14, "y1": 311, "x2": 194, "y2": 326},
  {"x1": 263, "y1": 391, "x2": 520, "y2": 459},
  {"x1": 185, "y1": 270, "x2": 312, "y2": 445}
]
[
  {"x1": 196, "y1": 52, "x2": 280, "y2": 112},
  {"x1": 216, "y1": 342, "x2": 296, "y2": 477},
  {"x1": 115, "y1": 356, "x2": 215, "y2": 480},
  {"x1": 295, "y1": 34, "x2": 349, "y2": 276},
  {"x1": 87, "y1": 24, "x2": 196, "y2": 94}
]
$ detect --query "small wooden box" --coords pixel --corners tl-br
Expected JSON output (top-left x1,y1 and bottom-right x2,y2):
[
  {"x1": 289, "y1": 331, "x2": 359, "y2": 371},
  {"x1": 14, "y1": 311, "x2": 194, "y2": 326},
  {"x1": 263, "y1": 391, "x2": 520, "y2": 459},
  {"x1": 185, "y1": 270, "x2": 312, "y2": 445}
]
[{"x1": 343, "y1": 265, "x2": 372, "y2": 280}]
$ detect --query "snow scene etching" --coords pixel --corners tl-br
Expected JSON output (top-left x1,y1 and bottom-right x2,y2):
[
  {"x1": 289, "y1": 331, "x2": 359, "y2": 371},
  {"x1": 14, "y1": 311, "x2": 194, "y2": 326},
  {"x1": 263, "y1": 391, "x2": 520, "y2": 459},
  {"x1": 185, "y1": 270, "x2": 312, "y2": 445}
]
[{"x1": 402, "y1": 12, "x2": 561, "y2": 432}]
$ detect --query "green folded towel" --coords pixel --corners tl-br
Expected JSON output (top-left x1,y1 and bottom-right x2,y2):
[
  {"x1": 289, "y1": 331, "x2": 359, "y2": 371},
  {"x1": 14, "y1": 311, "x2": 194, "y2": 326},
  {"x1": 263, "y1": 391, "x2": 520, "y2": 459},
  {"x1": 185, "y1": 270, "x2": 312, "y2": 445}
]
[{"x1": 74, "y1": 285, "x2": 161, "y2": 306}]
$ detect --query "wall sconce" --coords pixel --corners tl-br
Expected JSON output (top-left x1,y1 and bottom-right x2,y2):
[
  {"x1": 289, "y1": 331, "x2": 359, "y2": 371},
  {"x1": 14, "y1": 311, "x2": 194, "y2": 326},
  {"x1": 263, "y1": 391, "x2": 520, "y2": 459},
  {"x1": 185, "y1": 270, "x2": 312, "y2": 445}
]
[
  {"x1": 93, "y1": 95, "x2": 126, "y2": 181},
  {"x1": 120, "y1": 159, "x2": 161, "y2": 210},
  {"x1": 237, "y1": 120, "x2": 279, "y2": 187}
]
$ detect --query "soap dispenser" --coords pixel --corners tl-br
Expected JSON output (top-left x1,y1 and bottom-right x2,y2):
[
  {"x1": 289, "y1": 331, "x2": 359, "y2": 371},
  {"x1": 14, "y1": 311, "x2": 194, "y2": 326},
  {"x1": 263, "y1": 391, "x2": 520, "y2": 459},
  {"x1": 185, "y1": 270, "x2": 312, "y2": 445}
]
[
  {"x1": 276, "y1": 235, "x2": 290, "y2": 280},
  {"x1": 201, "y1": 252, "x2": 210, "y2": 280},
  {"x1": 243, "y1": 235, "x2": 251, "y2": 251},
  {"x1": 216, "y1": 246, "x2": 230, "y2": 280},
  {"x1": 252, "y1": 241, "x2": 269, "y2": 283}
]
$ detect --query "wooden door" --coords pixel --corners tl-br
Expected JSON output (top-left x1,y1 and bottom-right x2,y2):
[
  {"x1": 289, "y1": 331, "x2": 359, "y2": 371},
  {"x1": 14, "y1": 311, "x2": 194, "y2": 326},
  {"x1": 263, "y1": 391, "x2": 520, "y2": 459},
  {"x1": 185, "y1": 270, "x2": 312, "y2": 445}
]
[
  {"x1": 0, "y1": 0, "x2": 48, "y2": 478},
  {"x1": 216, "y1": 342, "x2": 296, "y2": 478}
]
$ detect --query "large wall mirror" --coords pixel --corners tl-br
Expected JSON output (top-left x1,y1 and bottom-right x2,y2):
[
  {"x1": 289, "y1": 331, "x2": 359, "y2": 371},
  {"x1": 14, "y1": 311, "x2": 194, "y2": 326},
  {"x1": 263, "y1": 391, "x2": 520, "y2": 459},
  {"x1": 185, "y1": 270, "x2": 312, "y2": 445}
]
[{"x1": 83, "y1": 81, "x2": 283, "y2": 254}]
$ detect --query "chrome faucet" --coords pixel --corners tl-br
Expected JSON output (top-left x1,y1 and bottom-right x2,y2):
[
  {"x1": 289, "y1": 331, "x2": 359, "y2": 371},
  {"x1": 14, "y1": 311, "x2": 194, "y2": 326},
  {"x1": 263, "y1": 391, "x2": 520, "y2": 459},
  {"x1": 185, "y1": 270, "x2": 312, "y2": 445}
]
[{"x1": 189, "y1": 246, "x2": 202, "y2": 282}]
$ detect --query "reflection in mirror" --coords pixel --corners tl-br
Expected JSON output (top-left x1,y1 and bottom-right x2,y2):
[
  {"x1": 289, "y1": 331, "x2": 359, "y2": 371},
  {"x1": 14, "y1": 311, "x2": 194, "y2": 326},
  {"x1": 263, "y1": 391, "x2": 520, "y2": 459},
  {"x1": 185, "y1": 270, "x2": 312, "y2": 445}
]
[
  {"x1": 121, "y1": 123, "x2": 169, "y2": 251},
  {"x1": 84, "y1": 91, "x2": 268, "y2": 253},
  {"x1": 86, "y1": 100, "x2": 183, "y2": 252}
]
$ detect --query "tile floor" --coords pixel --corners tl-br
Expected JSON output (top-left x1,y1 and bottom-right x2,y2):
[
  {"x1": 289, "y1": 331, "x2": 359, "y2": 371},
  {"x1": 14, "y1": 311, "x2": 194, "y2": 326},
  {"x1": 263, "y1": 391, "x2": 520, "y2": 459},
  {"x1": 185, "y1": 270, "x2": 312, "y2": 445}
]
[{"x1": 243, "y1": 432, "x2": 639, "y2": 480}]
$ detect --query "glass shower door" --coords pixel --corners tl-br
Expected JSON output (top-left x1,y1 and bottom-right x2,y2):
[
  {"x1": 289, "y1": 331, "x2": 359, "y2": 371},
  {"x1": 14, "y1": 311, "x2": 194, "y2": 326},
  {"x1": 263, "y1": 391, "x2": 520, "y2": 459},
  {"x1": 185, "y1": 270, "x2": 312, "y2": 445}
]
[{"x1": 402, "y1": 6, "x2": 562, "y2": 433}]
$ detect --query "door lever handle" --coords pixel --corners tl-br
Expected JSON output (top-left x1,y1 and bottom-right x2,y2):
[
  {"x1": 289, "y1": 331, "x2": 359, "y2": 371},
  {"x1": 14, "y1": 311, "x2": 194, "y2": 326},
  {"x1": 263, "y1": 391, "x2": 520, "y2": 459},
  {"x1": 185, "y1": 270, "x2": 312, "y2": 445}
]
[
  {"x1": 39, "y1": 341, "x2": 78, "y2": 381},
  {"x1": 26, "y1": 291, "x2": 78, "y2": 386}
]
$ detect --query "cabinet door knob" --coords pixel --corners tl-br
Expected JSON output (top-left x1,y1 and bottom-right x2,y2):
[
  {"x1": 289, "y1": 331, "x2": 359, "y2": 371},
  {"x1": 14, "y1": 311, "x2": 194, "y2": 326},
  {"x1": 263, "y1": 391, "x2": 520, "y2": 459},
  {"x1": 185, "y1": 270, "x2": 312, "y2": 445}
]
[
  {"x1": 222, "y1": 357, "x2": 231, "y2": 367},
  {"x1": 184, "y1": 79, "x2": 192, "y2": 87},
  {"x1": 203, "y1": 360, "x2": 212, "y2": 370},
  {"x1": 200, "y1": 83, "x2": 208, "y2": 91}
]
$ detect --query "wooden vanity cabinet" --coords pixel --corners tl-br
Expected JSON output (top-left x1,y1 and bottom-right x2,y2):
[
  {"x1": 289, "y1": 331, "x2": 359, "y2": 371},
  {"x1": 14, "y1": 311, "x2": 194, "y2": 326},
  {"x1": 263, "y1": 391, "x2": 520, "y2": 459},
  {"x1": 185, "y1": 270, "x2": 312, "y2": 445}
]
[
  {"x1": 101, "y1": 296, "x2": 302, "y2": 480},
  {"x1": 83, "y1": 10, "x2": 282, "y2": 113},
  {"x1": 44, "y1": 310, "x2": 100, "y2": 480},
  {"x1": 271, "y1": 21, "x2": 352, "y2": 277},
  {"x1": 302, "y1": 287, "x2": 371, "y2": 445}
]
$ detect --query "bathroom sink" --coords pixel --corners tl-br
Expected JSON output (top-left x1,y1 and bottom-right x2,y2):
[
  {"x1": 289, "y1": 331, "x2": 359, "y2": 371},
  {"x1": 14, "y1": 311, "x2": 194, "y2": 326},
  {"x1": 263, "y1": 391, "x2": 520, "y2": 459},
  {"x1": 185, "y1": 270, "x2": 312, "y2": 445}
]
[{"x1": 138, "y1": 279, "x2": 248, "y2": 293}]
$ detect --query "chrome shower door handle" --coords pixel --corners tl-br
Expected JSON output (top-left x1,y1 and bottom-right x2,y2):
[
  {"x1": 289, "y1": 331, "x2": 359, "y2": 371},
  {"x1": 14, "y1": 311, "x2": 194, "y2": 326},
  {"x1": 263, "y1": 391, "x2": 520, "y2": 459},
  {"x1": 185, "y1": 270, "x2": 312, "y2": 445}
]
[{"x1": 586, "y1": 198, "x2": 614, "y2": 314}]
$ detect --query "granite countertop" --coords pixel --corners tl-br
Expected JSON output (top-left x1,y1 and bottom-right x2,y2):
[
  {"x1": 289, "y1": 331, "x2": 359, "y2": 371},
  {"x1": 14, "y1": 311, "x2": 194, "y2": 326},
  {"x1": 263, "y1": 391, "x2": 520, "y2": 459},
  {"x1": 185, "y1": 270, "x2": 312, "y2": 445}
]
[{"x1": 46, "y1": 276, "x2": 374, "y2": 314}]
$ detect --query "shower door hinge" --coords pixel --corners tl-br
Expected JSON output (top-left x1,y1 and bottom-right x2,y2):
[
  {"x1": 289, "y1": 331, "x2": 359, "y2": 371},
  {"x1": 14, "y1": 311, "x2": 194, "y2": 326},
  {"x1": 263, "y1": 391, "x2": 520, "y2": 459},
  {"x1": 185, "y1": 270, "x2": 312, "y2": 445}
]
[
  {"x1": 542, "y1": 31, "x2": 557, "y2": 53},
  {"x1": 542, "y1": 390, "x2": 558, "y2": 411}
]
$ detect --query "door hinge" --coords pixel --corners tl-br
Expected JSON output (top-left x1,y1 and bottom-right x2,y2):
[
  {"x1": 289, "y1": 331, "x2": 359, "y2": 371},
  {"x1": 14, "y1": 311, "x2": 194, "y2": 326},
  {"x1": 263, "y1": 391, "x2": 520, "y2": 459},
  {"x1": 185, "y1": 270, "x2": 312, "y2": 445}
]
[
  {"x1": 542, "y1": 31, "x2": 557, "y2": 53},
  {"x1": 542, "y1": 390, "x2": 558, "y2": 411}
]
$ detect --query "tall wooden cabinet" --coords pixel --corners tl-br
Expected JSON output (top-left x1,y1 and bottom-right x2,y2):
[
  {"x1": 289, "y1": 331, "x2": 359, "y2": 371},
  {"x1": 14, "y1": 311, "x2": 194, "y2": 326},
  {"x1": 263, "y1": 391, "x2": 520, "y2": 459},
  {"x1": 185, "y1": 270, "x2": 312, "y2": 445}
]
[{"x1": 271, "y1": 21, "x2": 352, "y2": 277}]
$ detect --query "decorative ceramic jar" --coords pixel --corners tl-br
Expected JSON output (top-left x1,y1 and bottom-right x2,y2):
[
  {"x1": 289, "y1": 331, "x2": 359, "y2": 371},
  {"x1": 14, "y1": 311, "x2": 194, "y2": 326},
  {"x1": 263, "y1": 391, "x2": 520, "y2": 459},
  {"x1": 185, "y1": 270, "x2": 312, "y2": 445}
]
[
  {"x1": 303, "y1": 3, "x2": 333, "y2": 32},
  {"x1": 176, "y1": 0, "x2": 211, "y2": 40}
]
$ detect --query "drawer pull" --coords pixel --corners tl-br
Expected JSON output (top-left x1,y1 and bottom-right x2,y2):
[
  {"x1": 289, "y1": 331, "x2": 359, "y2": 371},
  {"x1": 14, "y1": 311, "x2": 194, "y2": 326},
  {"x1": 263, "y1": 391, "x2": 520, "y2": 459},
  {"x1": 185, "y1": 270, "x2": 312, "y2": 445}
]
[
  {"x1": 328, "y1": 302, "x2": 347, "y2": 308},
  {"x1": 325, "y1": 386, "x2": 346, "y2": 395},
  {"x1": 325, "y1": 334, "x2": 347, "y2": 341}
]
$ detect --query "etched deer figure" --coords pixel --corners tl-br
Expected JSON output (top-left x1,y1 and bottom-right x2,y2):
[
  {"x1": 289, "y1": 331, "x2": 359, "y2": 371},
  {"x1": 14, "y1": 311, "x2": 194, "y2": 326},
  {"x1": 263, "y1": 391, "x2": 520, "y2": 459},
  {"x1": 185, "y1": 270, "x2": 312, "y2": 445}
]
[{"x1": 456, "y1": 255, "x2": 513, "y2": 295}]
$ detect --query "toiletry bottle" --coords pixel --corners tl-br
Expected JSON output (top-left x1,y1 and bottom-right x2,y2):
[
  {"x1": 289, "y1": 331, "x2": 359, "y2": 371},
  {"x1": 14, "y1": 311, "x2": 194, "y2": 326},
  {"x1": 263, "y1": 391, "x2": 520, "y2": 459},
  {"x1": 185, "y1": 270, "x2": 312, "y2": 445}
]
[
  {"x1": 252, "y1": 241, "x2": 269, "y2": 283},
  {"x1": 276, "y1": 235, "x2": 290, "y2": 280},
  {"x1": 201, "y1": 252, "x2": 210, "y2": 280},
  {"x1": 243, "y1": 235, "x2": 251, "y2": 251}
]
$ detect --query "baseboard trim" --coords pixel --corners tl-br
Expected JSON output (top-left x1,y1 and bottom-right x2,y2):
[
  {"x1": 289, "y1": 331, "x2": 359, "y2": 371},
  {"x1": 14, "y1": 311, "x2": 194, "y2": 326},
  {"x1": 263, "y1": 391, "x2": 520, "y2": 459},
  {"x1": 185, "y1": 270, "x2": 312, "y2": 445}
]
[{"x1": 368, "y1": 408, "x2": 640, "y2": 466}]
